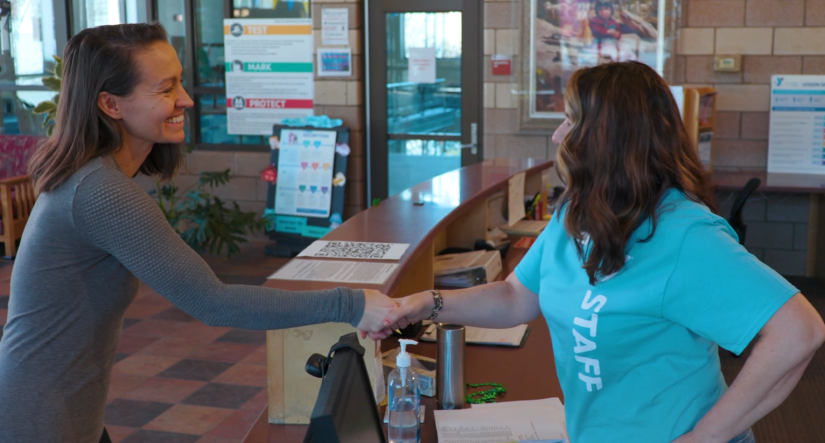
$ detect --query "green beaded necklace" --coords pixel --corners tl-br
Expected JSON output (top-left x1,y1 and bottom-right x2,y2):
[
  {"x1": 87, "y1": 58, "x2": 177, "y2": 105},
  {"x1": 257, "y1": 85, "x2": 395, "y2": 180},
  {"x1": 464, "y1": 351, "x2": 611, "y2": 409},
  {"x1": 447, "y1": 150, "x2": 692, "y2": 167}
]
[{"x1": 465, "y1": 382, "x2": 507, "y2": 404}]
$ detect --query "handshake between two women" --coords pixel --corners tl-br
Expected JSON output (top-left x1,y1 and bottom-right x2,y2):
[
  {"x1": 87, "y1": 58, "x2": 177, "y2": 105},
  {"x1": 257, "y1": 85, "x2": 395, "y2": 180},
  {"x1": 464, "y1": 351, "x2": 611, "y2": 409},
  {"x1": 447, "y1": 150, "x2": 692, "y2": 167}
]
[
  {"x1": 356, "y1": 277, "x2": 538, "y2": 339},
  {"x1": 356, "y1": 289, "x2": 439, "y2": 340}
]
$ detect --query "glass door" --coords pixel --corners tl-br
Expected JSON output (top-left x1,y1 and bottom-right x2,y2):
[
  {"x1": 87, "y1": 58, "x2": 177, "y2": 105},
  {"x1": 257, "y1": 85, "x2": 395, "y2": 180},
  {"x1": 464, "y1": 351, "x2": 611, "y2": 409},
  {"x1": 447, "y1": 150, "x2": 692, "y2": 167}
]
[{"x1": 367, "y1": 0, "x2": 482, "y2": 200}]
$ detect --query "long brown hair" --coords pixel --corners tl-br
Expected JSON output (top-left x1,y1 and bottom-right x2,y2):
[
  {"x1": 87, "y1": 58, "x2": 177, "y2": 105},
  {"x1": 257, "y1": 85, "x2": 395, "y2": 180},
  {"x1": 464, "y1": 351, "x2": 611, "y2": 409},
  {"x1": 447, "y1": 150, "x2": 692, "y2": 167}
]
[
  {"x1": 556, "y1": 61, "x2": 717, "y2": 285},
  {"x1": 29, "y1": 23, "x2": 182, "y2": 195}
]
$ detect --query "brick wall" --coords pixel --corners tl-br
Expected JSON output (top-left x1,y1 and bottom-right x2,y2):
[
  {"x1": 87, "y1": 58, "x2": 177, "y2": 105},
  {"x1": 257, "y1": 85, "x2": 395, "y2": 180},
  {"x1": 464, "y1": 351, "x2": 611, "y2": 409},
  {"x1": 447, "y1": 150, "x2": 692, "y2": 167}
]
[
  {"x1": 678, "y1": 0, "x2": 825, "y2": 170},
  {"x1": 676, "y1": 0, "x2": 824, "y2": 275},
  {"x1": 483, "y1": 0, "x2": 561, "y2": 164}
]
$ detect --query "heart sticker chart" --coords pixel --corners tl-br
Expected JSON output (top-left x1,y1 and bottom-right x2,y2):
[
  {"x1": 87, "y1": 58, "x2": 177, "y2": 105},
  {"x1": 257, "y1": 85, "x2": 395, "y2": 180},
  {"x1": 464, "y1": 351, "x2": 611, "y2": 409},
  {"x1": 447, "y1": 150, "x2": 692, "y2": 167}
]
[{"x1": 274, "y1": 129, "x2": 337, "y2": 218}]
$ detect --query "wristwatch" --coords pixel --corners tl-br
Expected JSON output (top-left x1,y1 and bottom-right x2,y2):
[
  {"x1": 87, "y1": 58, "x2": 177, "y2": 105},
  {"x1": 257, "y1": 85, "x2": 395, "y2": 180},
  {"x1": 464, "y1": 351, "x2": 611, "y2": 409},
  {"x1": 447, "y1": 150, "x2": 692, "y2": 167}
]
[{"x1": 426, "y1": 289, "x2": 443, "y2": 321}]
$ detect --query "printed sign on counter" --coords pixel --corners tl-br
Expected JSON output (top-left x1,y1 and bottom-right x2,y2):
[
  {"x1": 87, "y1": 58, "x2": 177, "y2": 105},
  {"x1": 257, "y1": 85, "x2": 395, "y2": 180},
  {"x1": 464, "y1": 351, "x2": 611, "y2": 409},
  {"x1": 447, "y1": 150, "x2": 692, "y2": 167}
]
[{"x1": 224, "y1": 19, "x2": 314, "y2": 135}]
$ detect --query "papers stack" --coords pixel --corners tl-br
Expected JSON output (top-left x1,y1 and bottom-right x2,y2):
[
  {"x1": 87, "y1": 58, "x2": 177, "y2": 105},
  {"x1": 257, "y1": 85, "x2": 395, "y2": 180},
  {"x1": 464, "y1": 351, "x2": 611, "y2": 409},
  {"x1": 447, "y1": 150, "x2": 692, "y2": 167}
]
[
  {"x1": 499, "y1": 219, "x2": 548, "y2": 237},
  {"x1": 419, "y1": 323, "x2": 530, "y2": 348},
  {"x1": 434, "y1": 398, "x2": 567, "y2": 443},
  {"x1": 433, "y1": 250, "x2": 502, "y2": 289}
]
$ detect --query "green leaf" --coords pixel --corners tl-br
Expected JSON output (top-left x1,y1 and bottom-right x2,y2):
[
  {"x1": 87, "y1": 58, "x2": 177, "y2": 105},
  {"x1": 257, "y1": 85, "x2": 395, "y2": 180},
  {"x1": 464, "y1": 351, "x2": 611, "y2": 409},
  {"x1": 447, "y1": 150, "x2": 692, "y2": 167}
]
[
  {"x1": 147, "y1": 168, "x2": 264, "y2": 259},
  {"x1": 53, "y1": 56, "x2": 63, "y2": 78},
  {"x1": 33, "y1": 101, "x2": 56, "y2": 114},
  {"x1": 42, "y1": 77, "x2": 61, "y2": 92}
]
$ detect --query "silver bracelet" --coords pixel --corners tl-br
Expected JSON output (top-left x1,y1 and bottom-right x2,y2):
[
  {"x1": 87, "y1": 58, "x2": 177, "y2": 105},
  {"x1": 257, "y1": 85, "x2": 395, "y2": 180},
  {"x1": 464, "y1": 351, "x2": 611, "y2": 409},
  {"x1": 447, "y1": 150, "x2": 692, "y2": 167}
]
[{"x1": 427, "y1": 289, "x2": 443, "y2": 321}]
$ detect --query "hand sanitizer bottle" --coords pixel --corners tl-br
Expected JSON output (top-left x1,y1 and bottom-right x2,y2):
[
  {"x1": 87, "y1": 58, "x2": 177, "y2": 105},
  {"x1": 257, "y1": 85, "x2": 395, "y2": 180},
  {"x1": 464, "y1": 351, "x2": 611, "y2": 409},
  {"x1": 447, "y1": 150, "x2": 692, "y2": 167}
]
[{"x1": 388, "y1": 339, "x2": 420, "y2": 443}]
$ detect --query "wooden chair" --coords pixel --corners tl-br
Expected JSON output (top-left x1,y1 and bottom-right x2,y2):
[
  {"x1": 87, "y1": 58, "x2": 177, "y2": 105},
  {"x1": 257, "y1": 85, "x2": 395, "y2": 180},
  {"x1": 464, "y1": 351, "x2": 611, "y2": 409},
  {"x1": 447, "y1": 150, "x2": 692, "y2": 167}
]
[{"x1": 0, "y1": 175, "x2": 36, "y2": 258}]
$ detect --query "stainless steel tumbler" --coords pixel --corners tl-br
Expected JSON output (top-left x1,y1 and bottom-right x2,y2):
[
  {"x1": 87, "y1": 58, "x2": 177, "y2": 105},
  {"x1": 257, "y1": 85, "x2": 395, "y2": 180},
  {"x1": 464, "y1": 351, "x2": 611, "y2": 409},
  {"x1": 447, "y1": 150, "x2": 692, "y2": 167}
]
[{"x1": 436, "y1": 323, "x2": 465, "y2": 410}]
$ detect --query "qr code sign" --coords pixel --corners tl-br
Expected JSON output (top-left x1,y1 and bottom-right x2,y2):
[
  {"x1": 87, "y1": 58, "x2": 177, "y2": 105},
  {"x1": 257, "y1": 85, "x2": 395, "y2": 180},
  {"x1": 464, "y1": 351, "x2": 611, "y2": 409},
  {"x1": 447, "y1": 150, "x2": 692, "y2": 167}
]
[{"x1": 315, "y1": 242, "x2": 393, "y2": 259}]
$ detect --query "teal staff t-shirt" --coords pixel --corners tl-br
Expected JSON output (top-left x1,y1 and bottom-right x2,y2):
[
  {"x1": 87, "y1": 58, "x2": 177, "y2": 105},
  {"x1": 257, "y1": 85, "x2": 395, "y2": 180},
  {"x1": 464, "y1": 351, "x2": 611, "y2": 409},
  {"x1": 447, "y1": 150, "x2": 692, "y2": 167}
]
[{"x1": 514, "y1": 189, "x2": 797, "y2": 443}]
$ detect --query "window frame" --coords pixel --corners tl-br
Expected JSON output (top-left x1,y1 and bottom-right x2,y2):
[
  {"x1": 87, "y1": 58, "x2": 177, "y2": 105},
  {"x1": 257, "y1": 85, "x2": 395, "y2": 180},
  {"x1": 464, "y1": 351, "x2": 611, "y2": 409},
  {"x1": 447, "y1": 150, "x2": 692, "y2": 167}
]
[{"x1": 157, "y1": 0, "x2": 270, "y2": 152}]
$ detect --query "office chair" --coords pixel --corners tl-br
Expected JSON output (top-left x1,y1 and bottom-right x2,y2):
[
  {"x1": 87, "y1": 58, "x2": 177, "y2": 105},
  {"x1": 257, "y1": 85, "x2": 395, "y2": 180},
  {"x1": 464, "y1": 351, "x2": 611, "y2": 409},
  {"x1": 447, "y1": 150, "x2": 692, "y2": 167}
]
[{"x1": 726, "y1": 178, "x2": 761, "y2": 246}]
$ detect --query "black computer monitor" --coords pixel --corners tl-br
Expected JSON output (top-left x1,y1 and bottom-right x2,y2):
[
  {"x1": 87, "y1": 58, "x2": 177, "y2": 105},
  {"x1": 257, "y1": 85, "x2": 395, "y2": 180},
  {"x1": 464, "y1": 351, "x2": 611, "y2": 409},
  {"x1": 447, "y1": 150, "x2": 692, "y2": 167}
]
[{"x1": 303, "y1": 333, "x2": 387, "y2": 443}]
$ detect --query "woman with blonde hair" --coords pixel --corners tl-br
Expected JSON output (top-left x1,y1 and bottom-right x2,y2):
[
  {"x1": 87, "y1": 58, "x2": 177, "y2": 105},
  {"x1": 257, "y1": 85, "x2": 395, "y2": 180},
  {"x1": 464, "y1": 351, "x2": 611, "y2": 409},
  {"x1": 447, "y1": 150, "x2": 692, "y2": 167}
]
[
  {"x1": 0, "y1": 23, "x2": 395, "y2": 443},
  {"x1": 384, "y1": 61, "x2": 824, "y2": 443}
]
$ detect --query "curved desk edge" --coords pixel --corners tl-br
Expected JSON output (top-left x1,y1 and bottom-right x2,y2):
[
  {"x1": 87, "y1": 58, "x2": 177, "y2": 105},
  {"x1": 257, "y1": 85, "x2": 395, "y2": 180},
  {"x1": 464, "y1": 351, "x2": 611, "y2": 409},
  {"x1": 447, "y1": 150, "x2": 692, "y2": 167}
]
[{"x1": 263, "y1": 158, "x2": 555, "y2": 297}]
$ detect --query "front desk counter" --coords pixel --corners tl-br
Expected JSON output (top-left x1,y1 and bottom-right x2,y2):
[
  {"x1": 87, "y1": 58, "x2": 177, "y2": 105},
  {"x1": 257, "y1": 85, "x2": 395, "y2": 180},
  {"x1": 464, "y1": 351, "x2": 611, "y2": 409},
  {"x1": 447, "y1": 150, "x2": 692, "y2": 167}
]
[
  {"x1": 244, "y1": 158, "x2": 561, "y2": 443},
  {"x1": 243, "y1": 315, "x2": 561, "y2": 443}
]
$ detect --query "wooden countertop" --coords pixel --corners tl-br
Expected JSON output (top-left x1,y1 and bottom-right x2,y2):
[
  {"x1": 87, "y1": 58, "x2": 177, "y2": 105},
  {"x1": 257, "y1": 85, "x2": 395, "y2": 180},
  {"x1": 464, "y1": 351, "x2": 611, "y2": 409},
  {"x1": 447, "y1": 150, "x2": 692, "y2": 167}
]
[
  {"x1": 263, "y1": 157, "x2": 554, "y2": 294},
  {"x1": 711, "y1": 170, "x2": 825, "y2": 194},
  {"x1": 243, "y1": 313, "x2": 560, "y2": 443}
]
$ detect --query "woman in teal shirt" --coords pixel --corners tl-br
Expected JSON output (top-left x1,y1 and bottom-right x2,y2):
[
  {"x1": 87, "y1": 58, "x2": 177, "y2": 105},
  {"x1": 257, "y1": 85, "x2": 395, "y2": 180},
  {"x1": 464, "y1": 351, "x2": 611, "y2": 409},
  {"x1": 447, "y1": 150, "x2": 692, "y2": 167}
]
[{"x1": 383, "y1": 62, "x2": 825, "y2": 443}]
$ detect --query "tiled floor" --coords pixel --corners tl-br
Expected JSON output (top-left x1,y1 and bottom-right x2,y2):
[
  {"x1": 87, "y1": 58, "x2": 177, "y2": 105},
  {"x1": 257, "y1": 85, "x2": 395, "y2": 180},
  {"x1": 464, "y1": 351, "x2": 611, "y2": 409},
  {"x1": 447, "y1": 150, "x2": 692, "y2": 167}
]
[{"x1": 0, "y1": 244, "x2": 290, "y2": 443}]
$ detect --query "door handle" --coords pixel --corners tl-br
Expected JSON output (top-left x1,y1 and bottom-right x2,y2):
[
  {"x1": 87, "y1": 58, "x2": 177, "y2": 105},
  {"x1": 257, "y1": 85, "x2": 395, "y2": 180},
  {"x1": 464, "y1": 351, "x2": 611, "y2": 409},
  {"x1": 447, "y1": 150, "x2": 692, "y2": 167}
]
[{"x1": 462, "y1": 123, "x2": 478, "y2": 155}]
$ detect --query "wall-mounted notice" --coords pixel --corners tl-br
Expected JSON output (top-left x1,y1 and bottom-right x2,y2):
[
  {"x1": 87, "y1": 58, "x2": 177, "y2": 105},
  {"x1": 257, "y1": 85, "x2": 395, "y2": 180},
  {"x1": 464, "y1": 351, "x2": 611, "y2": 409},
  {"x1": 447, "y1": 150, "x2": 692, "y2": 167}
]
[
  {"x1": 224, "y1": 19, "x2": 314, "y2": 135},
  {"x1": 408, "y1": 47, "x2": 436, "y2": 84},
  {"x1": 321, "y1": 8, "x2": 349, "y2": 46},
  {"x1": 768, "y1": 75, "x2": 825, "y2": 174},
  {"x1": 275, "y1": 129, "x2": 337, "y2": 218},
  {"x1": 317, "y1": 48, "x2": 352, "y2": 77}
]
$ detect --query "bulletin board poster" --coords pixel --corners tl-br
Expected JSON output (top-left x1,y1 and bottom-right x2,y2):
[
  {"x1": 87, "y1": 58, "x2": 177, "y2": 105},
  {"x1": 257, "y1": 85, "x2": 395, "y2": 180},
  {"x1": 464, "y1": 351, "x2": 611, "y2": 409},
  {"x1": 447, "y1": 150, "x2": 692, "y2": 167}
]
[
  {"x1": 768, "y1": 75, "x2": 825, "y2": 174},
  {"x1": 224, "y1": 19, "x2": 314, "y2": 135},
  {"x1": 275, "y1": 129, "x2": 337, "y2": 218}
]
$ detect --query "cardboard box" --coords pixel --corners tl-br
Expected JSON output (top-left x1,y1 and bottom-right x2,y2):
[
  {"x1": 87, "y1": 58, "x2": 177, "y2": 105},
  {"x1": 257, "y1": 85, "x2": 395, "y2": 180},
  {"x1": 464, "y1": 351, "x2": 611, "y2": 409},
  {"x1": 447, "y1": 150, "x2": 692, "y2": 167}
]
[{"x1": 382, "y1": 349, "x2": 437, "y2": 397}]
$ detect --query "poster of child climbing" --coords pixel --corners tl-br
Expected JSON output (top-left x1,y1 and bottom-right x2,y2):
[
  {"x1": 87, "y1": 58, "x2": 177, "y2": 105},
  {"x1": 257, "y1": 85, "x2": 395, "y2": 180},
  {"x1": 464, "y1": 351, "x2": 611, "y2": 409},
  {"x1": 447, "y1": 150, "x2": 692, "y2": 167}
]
[
  {"x1": 530, "y1": 0, "x2": 666, "y2": 119},
  {"x1": 274, "y1": 129, "x2": 337, "y2": 218}
]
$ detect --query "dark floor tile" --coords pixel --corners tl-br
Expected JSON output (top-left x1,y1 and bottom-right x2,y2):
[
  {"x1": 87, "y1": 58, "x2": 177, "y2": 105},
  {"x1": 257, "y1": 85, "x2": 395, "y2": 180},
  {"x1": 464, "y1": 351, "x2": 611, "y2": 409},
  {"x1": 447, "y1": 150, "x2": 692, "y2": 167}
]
[
  {"x1": 116, "y1": 334, "x2": 160, "y2": 354},
  {"x1": 157, "y1": 359, "x2": 233, "y2": 382},
  {"x1": 114, "y1": 353, "x2": 130, "y2": 363},
  {"x1": 104, "y1": 399, "x2": 173, "y2": 428},
  {"x1": 0, "y1": 296, "x2": 8, "y2": 309},
  {"x1": 120, "y1": 429, "x2": 201, "y2": 443},
  {"x1": 151, "y1": 307, "x2": 196, "y2": 323},
  {"x1": 215, "y1": 328, "x2": 266, "y2": 345},
  {"x1": 181, "y1": 382, "x2": 263, "y2": 409},
  {"x1": 122, "y1": 318, "x2": 141, "y2": 330}
]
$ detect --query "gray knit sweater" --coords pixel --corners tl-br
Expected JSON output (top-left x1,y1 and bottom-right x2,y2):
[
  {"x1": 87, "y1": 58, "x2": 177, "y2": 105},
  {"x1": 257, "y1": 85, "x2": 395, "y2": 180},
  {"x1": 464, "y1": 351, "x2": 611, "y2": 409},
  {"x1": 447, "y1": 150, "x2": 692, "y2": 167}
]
[{"x1": 0, "y1": 155, "x2": 364, "y2": 442}]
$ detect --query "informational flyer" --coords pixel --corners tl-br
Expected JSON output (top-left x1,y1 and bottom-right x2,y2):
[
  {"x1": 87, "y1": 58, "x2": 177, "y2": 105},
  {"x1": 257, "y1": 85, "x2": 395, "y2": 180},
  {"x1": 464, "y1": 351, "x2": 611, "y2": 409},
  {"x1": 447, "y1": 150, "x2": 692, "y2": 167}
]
[
  {"x1": 224, "y1": 19, "x2": 314, "y2": 135},
  {"x1": 298, "y1": 241, "x2": 410, "y2": 260},
  {"x1": 275, "y1": 129, "x2": 336, "y2": 218},
  {"x1": 317, "y1": 48, "x2": 352, "y2": 77},
  {"x1": 268, "y1": 260, "x2": 398, "y2": 285},
  {"x1": 768, "y1": 75, "x2": 825, "y2": 174},
  {"x1": 408, "y1": 47, "x2": 436, "y2": 84},
  {"x1": 321, "y1": 8, "x2": 349, "y2": 46}
]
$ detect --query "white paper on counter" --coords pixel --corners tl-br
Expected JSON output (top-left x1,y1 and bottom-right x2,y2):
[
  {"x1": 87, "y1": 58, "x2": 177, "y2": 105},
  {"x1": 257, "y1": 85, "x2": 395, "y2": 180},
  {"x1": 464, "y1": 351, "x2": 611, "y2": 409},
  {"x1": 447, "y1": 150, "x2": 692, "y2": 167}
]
[
  {"x1": 420, "y1": 323, "x2": 529, "y2": 347},
  {"x1": 434, "y1": 402, "x2": 565, "y2": 443},
  {"x1": 268, "y1": 260, "x2": 398, "y2": 284},
  {"x1": 297, "y1": 241, "x2": 410, "y2": 260}
]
